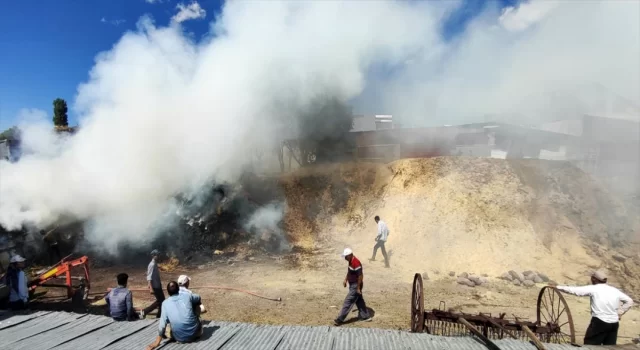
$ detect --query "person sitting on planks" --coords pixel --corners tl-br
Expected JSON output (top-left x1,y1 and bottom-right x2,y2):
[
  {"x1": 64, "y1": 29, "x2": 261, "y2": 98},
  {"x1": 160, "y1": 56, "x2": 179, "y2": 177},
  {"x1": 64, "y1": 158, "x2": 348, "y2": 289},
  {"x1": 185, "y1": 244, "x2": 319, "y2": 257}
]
[
  {"x1": 146, "y1": 281, "x2": 203, "y2": 350},
  {"x1": 105, "y1": 273, "x2": 139, "y2": 321},
  {"x1": 177, "y1": 274, "x2": 206, "y2": 315}
]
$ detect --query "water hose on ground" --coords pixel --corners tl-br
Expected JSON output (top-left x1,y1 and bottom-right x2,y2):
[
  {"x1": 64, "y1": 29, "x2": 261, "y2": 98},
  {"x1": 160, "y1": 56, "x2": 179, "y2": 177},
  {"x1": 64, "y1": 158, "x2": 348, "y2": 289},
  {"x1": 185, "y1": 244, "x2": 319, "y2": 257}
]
[{"x1": 105, "y1": 286, "x2": 282, "y2": 302}]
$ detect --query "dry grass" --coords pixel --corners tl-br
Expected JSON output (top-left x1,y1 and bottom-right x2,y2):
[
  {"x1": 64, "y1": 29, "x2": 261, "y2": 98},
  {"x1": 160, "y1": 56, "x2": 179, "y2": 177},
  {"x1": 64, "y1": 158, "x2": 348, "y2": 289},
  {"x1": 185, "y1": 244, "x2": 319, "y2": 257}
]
[{"x1": 158, "y1": 256, "x2": 180, "y2": 272}]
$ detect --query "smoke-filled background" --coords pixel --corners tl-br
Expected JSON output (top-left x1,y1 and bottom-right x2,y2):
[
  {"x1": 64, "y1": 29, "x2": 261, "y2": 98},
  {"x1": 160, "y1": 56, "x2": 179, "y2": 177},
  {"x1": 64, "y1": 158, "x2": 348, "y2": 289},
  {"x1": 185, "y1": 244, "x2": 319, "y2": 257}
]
[{"x1": 0, "y1": 0, "x2": 638, "y2": 254}]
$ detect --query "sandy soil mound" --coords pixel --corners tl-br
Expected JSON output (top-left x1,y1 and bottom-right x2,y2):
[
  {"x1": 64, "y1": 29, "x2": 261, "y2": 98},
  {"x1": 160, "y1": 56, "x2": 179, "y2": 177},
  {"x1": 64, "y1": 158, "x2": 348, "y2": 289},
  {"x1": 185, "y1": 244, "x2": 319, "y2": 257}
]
[{"x1": 281, "y1": 157, "x2": 640, "y2": 291}]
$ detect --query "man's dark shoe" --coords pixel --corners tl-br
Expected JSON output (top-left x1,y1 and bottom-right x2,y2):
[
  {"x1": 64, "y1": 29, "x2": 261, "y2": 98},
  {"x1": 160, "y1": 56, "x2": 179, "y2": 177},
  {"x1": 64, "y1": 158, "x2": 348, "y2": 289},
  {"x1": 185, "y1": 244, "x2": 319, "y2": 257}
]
[{"x1": 333, "y1": 319, "x2": 343, "y2": 326}]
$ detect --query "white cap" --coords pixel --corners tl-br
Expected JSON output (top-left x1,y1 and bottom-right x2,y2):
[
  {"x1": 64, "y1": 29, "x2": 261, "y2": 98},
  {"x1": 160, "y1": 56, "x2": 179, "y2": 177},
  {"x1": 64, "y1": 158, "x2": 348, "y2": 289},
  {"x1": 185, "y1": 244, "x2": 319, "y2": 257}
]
[
  {"x1": 177, "y1": 275, "x2": 190, "y2": 285},
  {"x1": 10, "y1": 255, "x2": 26, "y2": 263},
  {"x1": 341, "y1": 248, "x2": 353, "y2": 258},
  {"x1": 592, "y1": 270, "x2": 608, "y2": 282}
]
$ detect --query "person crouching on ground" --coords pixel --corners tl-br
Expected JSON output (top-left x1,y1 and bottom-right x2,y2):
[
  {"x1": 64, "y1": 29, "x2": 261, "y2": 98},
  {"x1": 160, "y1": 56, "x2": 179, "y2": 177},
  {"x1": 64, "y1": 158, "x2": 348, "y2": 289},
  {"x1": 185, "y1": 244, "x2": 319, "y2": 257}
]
[
  {"x1": 552, "y1": 270, "x2": 633, "y2": 345},
  {"x1": 334, "y1": 248, "x2": 372, "y2": 326},
  {"x1": 146, "y1": 281, "x2": 203, "y2": 350},
  {"x1": 177, "y1": 274, "x2": 207, "y2": 315},
  {"x1": 6, "y1": 255, "x2": 29, "y2": 310},
  {"x1": 105, "y1": 273, "x2": 138, "y2": 321}
]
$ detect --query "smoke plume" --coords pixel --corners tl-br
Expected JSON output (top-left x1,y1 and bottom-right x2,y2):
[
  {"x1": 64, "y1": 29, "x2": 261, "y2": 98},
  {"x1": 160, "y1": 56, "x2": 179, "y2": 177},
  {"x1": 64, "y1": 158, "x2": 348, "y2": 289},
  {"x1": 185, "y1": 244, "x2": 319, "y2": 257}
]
[{"x1": 0, "y1": 0, "x2": 638, "y2": 253}]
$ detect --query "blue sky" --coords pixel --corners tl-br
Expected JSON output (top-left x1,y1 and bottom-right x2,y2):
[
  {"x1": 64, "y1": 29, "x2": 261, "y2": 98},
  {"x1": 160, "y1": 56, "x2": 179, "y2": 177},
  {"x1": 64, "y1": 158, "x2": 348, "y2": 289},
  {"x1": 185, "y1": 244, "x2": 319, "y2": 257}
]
[{"x1": 0, "y1": 0, "x2": 521, "y2": 131}]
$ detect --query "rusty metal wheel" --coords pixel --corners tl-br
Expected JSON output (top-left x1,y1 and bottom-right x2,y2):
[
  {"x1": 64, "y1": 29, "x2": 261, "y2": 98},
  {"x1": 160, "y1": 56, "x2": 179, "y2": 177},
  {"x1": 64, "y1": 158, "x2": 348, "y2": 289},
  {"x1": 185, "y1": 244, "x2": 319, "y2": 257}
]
[
  {"x1": 536, "y1": 286, "x2": 576, "y2": 344},
  {"x1": 411, "y1": 273, "x2": 425, "y2": 333}
]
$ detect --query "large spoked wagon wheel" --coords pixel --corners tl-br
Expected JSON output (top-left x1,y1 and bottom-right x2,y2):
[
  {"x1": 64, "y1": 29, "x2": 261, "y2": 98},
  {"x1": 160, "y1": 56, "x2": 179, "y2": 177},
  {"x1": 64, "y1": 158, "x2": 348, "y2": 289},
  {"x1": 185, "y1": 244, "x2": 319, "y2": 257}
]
[
  {"x1": 411, "y1": 273, "x2": 425, "y2": 333},
  {"x1": 536, "y1": 286, "x2": 576, "y2": 344}
]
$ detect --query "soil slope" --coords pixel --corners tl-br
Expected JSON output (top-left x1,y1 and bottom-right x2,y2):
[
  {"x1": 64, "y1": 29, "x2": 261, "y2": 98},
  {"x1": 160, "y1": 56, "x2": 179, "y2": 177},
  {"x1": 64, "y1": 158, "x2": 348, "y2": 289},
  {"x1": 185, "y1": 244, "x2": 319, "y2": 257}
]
[{"x1": 281, "y1": 157, "x2": 640, "y2": 292}]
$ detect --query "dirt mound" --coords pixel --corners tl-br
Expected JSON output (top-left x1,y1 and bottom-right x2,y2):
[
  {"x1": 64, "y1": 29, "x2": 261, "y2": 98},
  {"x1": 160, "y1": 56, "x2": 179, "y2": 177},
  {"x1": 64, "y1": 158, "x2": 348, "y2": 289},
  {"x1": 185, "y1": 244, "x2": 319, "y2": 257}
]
[{"x1": 281, "y1": 157, "x2": 640, "y2": 290}]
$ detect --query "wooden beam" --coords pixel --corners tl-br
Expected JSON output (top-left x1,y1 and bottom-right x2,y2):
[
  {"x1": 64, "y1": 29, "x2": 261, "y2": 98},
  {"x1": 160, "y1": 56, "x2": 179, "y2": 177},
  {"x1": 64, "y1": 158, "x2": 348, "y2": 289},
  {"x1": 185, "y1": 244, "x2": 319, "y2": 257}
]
[
  {"x1": 521, "y1": 325, "x2": 546, "y2": 350},
  {"x1": 457, "y1": 317, "x2": 502, "y2": 350}
]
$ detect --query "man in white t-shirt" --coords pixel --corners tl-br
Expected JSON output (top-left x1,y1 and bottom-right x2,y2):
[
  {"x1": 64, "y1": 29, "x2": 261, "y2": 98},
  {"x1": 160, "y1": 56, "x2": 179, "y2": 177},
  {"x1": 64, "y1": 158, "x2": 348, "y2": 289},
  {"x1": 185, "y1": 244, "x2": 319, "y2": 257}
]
[
  {"x1": 369, "y1": 216, "x2": 390, "y2": 268},
  {"x1": 552, "y1": 271, "x2": 633, "y2": 345}
]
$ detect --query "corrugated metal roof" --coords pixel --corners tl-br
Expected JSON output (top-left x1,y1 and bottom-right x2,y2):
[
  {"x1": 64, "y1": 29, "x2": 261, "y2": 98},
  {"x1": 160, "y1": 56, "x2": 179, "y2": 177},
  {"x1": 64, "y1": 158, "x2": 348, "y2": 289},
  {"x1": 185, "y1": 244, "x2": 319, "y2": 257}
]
[
  {"x1": 0, "y1": 311, "x2": 625, "y2": 350},
  {"x1": 55, "y1": 318, "x2": 156, "y2": 350}
]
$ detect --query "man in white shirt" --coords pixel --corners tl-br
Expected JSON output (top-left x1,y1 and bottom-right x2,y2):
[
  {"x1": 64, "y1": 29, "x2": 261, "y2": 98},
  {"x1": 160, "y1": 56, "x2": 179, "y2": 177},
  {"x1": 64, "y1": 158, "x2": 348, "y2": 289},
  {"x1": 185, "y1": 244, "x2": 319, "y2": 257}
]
[
  {"x1": 6, "y1": 255, "x2": 29, "y2": 310},
  {"x1": 369, "y1": 216, "x2": 390, "y2": 268},
  {"x1": 552, "y1": 270, "x2": 633, "y2": 345},
  {"x1": 177, "y1": 275, "x2": 206, "y2": 315}
]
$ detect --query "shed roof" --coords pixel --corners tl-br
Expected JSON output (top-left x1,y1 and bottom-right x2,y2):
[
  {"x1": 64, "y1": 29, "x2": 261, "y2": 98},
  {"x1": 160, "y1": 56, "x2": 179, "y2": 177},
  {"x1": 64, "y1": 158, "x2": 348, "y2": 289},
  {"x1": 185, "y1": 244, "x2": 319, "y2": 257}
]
[{"x1": 0, "y1": 310, "x2": 613, "y2": 350}]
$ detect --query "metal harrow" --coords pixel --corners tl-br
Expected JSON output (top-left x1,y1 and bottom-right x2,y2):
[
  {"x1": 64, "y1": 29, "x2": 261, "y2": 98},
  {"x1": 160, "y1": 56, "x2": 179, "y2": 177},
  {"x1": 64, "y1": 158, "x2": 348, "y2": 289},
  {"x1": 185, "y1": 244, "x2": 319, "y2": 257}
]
[{"x1": 410, "y1": 273, "x2": 576, "y2": 349}]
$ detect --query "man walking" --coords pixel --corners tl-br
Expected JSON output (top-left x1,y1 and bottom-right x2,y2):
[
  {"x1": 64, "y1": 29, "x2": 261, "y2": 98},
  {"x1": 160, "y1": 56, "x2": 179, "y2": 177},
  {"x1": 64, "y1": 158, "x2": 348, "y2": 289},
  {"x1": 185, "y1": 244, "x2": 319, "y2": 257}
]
[
  {"x1": 142, "y1": 249, "x2": 165, "y2": 318},
  {"x1": 105, "y1": 273, "x2": 138, "y2": 321},
  {"x1": 552, "y1": 271, "x2": 633, "y2": 345},
  {"x1": 334, "y1": 248, "x2": 371, "y2": 326},
  {"x1": 370, "y1": 216, "x2": 390, "y2": 268}
]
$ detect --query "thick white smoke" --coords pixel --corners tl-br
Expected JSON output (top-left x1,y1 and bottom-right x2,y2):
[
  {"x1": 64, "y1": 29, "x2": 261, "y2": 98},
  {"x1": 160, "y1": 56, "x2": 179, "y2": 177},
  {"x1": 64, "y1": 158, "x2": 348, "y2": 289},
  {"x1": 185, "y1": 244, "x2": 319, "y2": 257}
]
[{"x1": 0, "y1": 0, "x2": 638, "y2": 253}]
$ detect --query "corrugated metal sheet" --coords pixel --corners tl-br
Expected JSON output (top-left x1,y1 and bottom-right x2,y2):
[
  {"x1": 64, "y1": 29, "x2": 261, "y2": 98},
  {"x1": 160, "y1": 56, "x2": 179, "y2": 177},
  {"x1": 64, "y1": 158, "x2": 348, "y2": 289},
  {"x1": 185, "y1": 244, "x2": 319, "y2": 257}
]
[
  {"x1": 102, "y1": 321, "x2": 161, "y2": 350},
  {"x1": 8, "y1": 314, "x2": 113, "y2": 350},
  {"x1": 217, "y1": 323, "x2": 289, "y2": 350},
  {"x1": 55, "y1": 318, "x2": 156, "y2": 350},
  {"x1": 160, "y1": 321, "x2": 243, "y2": 350},
  {"x1": 0, "y1": 311, "x2": 624, "y2": 350},
  {"x1": 0, "y1": 312, "x2": 83, "y2": 348},
  {"x1": 0, "y1": 311, "x2": 51, "y2": 330},
  {"x1": 275, "y1": 325, "x2": 333, "y2": 350}
]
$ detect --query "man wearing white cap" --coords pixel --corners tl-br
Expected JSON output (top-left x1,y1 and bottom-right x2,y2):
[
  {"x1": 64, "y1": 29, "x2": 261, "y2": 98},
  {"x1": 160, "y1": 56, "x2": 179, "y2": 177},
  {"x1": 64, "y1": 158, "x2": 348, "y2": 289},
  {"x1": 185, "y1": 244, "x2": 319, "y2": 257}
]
[
  {"x1": 6, "y1": 255, "x2": 29, "y2": 310},
  {"x1": 177, "y1": 274, "x2": 206, "y2": 315},
  {"x1": 334, "y1": 248, "x2": 371, "y2": 326},
  {"x1": 552, "y1": 270, "x2": 633, "y2": 345}
]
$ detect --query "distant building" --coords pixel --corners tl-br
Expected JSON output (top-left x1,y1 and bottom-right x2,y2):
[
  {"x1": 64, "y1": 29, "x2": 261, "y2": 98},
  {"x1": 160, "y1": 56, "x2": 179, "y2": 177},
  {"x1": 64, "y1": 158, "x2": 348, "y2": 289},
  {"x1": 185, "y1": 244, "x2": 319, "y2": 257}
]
[{"x1": 351, "y1": 115, "x2": 395, "y2": 132}]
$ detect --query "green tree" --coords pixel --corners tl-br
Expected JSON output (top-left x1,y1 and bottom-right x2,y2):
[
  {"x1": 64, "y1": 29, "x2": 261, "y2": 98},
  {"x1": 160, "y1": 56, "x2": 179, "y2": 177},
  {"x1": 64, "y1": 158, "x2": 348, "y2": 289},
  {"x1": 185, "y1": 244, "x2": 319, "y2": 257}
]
[{"x1": 53, "y1": 98, "x2": 68, "y2": 127}]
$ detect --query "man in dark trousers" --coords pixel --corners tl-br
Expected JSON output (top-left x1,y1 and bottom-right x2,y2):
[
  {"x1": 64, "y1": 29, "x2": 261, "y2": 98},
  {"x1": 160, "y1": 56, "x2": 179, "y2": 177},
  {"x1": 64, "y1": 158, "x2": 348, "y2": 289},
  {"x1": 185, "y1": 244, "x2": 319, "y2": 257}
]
[
  {"x1": 141, "y1": 249, "x2": 165, "y2": 318},
  {"x1": 370, "y1": 216, "x2": 390, "y2": 268},
  {"x1": 40, "y1": 227, "x2": 61, "y2": 266},
  {"x1": 334, "y1": 248, "x2": 371, "y2": 326},
  {"x1": 552, "y1": 270, "x2": 633, "y2": 345}
]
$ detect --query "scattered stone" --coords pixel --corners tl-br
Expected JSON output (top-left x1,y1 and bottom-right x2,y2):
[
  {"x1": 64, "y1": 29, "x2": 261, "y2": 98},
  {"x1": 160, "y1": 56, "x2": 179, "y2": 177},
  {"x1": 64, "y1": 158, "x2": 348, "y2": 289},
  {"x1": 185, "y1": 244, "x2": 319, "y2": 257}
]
[
  {"x1": 457, "y1": 277, "x2": 476, "y2": 287},
  {"x1": 468, "y1": 275, "x2": 482, "y2": 285},
  {"x1": 458, "y1": 272, "x2": 469, "y2": 279},
  {"x1": 500, "y1": 272, "x2": 514, "y2": 281},
  {"x1": 525, "y1": 273, "x2": 537, "y2": 281},
  {"x1": 513, "y1": 279, "x2": 522, "y2": 286},
  {"x1": 549, "y1": 280, "x2": 557, "y2": 285},
  {"x1": 523, "y1": 270, "x2": 534, "y2": 276},
  {"x1": 481, "y1": 274, "x2": 488, "y2": 277},
  {"x1": 449, "y1": 271, "x2": 455, "y2": 277},
  {"x1": 533, "y1": 275, "x2": 543, "y2": 283},
  {"x1": 509, "y1": 270, "x2": 525, "y2": 282},
  {"x1": 537, "y1": 273, "x2": 550, "y2": 282},
  {"x1": 422, "y1": 272, "x2": 430, "y2": 281},
  {"x1": 523, "y1": 280, "x2": 535, "y2": 288},
  {"x1": 433, "y1": 270, "x2": 440, "y2": 275},
  {"x1": 613, "y1": 254, "x2": 627, "y2": 263},
  {"x1": 214, "y1": 250, "x2": 224, "y2": 255}
]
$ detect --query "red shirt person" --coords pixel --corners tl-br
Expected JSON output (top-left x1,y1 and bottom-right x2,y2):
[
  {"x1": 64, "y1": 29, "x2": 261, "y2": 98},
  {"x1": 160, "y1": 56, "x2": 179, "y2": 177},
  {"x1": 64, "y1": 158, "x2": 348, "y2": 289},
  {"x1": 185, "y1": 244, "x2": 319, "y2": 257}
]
[{"x1": 334, "y1": 248, "x2": 372, "y2": 326}]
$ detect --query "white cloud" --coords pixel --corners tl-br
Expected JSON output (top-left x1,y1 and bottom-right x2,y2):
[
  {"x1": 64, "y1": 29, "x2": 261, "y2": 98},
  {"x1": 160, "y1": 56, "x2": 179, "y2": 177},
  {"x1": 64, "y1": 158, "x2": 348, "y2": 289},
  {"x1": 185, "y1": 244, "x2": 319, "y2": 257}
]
[
  {"x1": 171, "y1": 1, "x2": 206, "y2": 24},
  {"x1": 1, "y1": 0, "x2": 638, "y2": 253},
  {"x1": 499, "y1": 0, "x2": 559, "y2": 32},
  {"x1": 145, "y1": 0, "x2": 163, "y2": 4},
  {"x1": 100, "y1": 17, "x2": 106, "y2": 23}
]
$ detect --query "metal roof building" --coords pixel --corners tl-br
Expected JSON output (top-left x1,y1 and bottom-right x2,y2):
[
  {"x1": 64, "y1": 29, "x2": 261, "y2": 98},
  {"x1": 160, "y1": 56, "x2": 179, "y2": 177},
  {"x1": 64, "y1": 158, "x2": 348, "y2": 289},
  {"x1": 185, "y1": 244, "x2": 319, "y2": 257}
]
[{"x1": 0, "y1": 310, "x2": 624, "y2": 349}]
